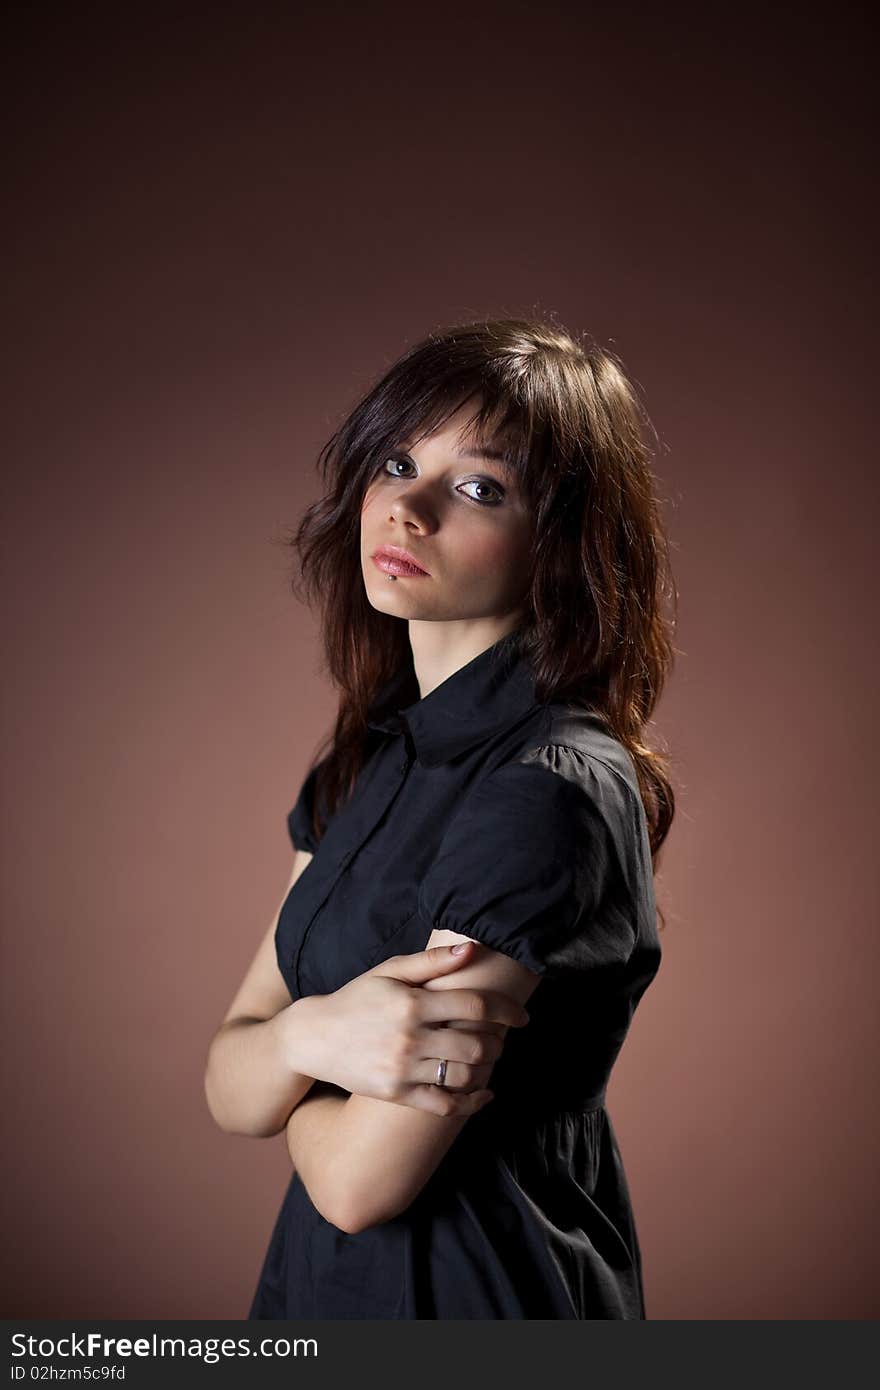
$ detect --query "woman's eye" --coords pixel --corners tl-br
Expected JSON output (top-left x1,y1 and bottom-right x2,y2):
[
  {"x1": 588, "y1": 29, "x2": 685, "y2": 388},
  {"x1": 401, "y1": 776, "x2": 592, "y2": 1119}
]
[
  {"x1": 381, "y1": 456, "x2": 503, "y2": 506},
  {"x1": 458, "y1": 480, "x2": 504, "y2": 506},
  {"x1": 383, "y1": 455, "x2": 413, "y2": 477}
]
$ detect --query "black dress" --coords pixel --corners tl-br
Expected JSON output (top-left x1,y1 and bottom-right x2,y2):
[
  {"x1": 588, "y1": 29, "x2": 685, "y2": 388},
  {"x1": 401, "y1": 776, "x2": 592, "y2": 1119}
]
[{"x1": 248, "y1": 629, "x2": 662, "y2": 1319}]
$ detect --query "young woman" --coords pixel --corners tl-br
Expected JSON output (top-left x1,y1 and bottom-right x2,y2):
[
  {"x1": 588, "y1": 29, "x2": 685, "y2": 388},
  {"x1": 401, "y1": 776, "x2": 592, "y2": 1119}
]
[{"x1": 204, "y1": 315, "x2": 677, "y2": 1319}]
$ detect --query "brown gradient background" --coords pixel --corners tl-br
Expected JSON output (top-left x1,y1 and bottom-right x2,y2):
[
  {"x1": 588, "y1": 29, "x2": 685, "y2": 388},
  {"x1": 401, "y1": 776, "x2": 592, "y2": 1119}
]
[{"x1": 2, "y1": 3, "x2": 876, "y2": 1320}]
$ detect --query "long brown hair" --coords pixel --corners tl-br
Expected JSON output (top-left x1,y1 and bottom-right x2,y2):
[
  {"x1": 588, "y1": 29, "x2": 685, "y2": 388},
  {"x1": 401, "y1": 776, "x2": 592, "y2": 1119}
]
[{"x1": 281, "y1": 315, "x2": 678, "y2": 905}]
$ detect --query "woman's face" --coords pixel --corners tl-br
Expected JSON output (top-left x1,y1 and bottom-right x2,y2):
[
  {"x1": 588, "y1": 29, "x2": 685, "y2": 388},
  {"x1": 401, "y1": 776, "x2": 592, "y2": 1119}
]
[{"x1": 360, "y1": 401, "x2": 534, "y2": 626}]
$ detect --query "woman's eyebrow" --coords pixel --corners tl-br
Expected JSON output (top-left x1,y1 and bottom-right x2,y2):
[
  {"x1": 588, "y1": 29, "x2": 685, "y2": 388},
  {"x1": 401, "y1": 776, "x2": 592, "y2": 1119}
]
[
  {"x1": 457, "y1": 443, "x2": 518, "y2": 474},
  {"x1": 397, "y1": 437, "x2": 518, "y2": 477},
  {"x1": 458, "y1": 443, "x2": 513, "y2": 464}
]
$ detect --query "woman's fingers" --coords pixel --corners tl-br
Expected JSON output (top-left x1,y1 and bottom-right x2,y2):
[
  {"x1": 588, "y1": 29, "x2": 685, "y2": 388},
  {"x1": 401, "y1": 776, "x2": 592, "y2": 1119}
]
[
  {"x1": 410, "y1": 1021, "x2": 503, "y2": 1094},
  {"x1": 416, "y1": 1024, "x2": 505, "y2": 1069},
  {"x1": 397, "y1": 1085, "x2": 495, "y2": 1118},
  {"x1": 372, "y1": 942, "x2": 481, "y2": 985},
  {"x1": 416, "y1": 986, "x2": 529, "y2": 1031},
  {"x1": 415, "y1": 1058, "x2": 495, "y2": 1091}
]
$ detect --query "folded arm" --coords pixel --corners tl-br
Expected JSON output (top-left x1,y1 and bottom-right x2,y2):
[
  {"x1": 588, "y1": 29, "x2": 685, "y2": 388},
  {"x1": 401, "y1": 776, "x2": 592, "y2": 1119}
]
[{"x1": 285, "y1": 928, "x2": 541, "y2": 1234}]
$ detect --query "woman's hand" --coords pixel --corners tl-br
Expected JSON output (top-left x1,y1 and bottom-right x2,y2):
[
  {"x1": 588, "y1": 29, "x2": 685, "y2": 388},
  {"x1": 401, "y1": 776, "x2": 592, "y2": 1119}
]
[{"x1": 285, "y1": 941, "x2": 529, "y2": 1116}]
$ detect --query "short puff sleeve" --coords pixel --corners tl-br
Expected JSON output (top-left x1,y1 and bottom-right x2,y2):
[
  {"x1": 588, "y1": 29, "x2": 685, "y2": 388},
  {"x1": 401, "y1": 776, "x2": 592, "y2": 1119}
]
[
  {"x1": 286, "y1": 755, "x2": 332, "y2": 855},
  {"x1": 417, "y1": 746, "x2": 637, "y2": 979}
]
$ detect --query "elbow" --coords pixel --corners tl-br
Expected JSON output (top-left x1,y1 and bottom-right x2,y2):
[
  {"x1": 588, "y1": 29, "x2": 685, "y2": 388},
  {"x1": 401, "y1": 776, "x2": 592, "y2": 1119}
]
[
  {"x1": 203, "y1": 1064, "x2": 241, "y2": 1135},
  {"x1": 328, "y1": 1200, "x2": 394, "y2": 1237},
  {"x1": 306, "y1": 1181, "x2": 368, "y2": 1235},
  {"x1": 203, "y1": 1067, "x2": 230, "y2": 1133},
  {"x1": 203, "y1": 1067, "x2": 282, "y2": 1139},
  {"x1": 326, "y1": 1204, "x2": 363, "y2": 1236},
  {"x1": 307, "y1": 1172, "x2": 399, "y2": 1236},
  {"x1": 203, "y1": 1042, "x2": 237, "y2": 1133},
  {"x1": 333, "y1": 1188, "x2": 407, "y2": 1235}
]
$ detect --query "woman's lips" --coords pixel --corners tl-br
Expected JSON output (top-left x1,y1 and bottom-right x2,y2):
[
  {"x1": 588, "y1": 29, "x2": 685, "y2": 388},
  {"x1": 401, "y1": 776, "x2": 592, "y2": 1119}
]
[{"x1": 371, "y1": 552, "x2": 431, "y2": 578}]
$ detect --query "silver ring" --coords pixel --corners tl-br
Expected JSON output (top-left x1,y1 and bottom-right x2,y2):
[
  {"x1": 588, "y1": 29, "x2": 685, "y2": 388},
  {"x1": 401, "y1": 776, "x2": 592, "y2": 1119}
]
[{"x1": 435, "y1": 1059, "x2": 448, "y2": 1086}]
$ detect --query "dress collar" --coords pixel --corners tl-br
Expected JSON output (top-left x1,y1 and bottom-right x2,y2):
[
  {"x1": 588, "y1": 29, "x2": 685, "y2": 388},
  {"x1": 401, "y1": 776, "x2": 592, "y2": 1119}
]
[{"x1": 366, "y1": 628, "x2": 539, "y2": 768}]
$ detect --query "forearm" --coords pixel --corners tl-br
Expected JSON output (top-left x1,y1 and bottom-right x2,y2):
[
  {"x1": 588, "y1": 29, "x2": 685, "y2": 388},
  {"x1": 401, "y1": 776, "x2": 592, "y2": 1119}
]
[
  {"x1": 286, "y1": 1087, "x2": 462, "y2": 1233},
  {"x1": 204, "y1": 995, "x2": 327, "y2": 1138},
  {"x1": 284, "y1": 1082, "x2": 351, "y2": 1218}
]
